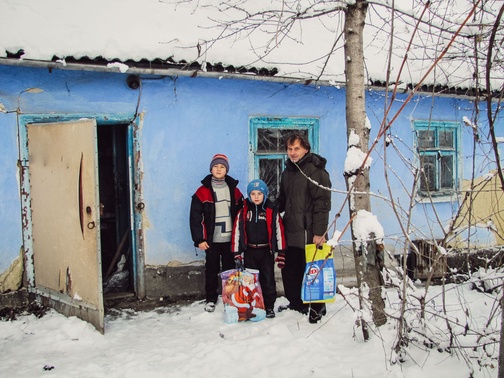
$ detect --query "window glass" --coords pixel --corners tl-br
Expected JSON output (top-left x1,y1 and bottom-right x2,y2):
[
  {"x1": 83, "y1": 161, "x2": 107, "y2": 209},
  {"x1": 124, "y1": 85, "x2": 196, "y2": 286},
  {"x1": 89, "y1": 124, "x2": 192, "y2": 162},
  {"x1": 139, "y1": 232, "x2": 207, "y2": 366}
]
[
  {"x1": 258, "y1": 129, "x2": 284, "y2": 152},
  {"x1": 257, "y1": 128, "x2": 309, "y2": 153},
  {"x1": 420, "y1": 155, "x2": 436, "y2": 192},
  {"x1": 418, "y1": 130, "x2": 435, "y2": 149},
  {"x1": 440, "y1": 155, "x2": 454, "y2": 188},
  {"x1": 259, "y1": 158, "x2": 283, "y2": 200},
  {"x1": 439, "y1": 130, "x2": 454, "y2": 149}
]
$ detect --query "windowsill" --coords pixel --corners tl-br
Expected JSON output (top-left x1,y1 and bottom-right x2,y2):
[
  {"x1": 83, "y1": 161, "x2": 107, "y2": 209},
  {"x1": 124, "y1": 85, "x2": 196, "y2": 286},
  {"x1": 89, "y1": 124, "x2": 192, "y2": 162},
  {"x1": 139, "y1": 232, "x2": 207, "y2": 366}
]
[{"x1": 416, "y1": 193, "x2": 460, "y2": 203}]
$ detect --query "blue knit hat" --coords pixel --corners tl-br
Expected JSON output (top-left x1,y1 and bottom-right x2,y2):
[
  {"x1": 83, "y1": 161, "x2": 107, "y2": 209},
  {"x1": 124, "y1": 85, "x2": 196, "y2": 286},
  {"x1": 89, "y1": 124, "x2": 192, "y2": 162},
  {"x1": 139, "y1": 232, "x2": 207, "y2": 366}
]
[{"x1": 247, "y1": 179, "x2": 269, "y2": 200}]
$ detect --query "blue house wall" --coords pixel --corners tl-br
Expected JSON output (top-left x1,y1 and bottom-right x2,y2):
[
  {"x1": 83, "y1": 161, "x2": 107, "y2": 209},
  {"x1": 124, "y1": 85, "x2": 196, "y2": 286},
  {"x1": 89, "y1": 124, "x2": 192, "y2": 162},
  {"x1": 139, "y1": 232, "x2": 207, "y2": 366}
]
[
  {"x1": 0, "y1": 64, "x2": 498, "y2": 291},
  {"x1": 367, "y1": 92, "x2": 498, "y2": 248}
]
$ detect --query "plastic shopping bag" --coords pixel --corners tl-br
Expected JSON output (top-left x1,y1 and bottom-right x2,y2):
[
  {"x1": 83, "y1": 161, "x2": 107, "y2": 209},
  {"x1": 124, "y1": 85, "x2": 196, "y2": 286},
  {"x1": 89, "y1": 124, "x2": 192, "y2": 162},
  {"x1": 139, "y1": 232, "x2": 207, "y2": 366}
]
[
  {"x1": 220, "y1": 268, "x2": 266, "y2": 323},
  {"x1": 301, "y1": 244, "x2": 336, "y2": 303}
]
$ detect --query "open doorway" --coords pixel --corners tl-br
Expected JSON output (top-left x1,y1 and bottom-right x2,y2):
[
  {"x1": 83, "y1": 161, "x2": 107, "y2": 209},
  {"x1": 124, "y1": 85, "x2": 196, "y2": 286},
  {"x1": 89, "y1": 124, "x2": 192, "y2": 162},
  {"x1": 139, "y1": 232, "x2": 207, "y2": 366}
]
[{"x1": 97, "y1": 124, "x2": 134, "y2": 298}]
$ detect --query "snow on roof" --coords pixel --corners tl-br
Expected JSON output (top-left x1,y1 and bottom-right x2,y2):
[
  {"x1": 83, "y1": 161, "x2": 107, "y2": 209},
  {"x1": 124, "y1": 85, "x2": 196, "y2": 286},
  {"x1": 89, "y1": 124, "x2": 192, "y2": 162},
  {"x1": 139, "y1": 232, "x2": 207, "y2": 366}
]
[{"x1": 0, "y1": 0, "x2": 502, "y2": 92}]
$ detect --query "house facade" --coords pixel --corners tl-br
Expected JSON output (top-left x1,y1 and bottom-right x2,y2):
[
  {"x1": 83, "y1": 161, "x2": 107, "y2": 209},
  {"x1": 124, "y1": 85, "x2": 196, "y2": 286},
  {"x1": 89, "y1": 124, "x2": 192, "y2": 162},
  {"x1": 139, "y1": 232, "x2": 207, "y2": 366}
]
[{"x1": 0, "y1": 59, "x2": 501, "y2": 331}]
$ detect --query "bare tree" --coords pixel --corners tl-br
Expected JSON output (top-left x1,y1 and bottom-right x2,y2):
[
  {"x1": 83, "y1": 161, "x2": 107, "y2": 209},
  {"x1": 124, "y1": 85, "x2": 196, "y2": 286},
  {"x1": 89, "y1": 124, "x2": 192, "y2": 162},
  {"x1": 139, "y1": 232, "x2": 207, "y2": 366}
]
[{"x1": 343, "y1": 0, "x2": 387, "y2": 335}]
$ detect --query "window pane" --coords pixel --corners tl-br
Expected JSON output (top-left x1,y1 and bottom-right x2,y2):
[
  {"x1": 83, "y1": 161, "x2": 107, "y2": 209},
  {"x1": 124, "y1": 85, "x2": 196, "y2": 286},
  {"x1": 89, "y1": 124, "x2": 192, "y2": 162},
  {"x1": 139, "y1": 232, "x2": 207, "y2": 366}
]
[
  {"x1": 438, "y1": 130, "x2": 454, "y2": 148},
  {"x1": 440, "y1": 155, "x2": 454, "y2": 189},
  {"x1": 259, "y1": 158, "x2": 283, "y2": 200},
  {"x1": 419, "y1": 155, "x2": 436, "y2": 192},
  {"x1": 257, "y1": 129, "x2": 284, "y2": 152},
  {"x1": 418, "y1": 130, "x2": 435, "y2": 149},
  {"x1": 257, "y1": 128, "x2": 309, "y2": 152}
]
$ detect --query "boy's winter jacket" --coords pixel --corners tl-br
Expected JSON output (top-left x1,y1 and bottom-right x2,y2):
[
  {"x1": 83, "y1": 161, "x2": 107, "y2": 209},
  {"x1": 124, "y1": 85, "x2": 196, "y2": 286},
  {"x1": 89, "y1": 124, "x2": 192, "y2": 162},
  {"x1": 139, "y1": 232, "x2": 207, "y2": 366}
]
[
  {"x1": 190, "y1": 174, "x2": 243, "y2": 247},
  {"x1": 231, "y1": 198, "x2": 286, "y2": 254}
]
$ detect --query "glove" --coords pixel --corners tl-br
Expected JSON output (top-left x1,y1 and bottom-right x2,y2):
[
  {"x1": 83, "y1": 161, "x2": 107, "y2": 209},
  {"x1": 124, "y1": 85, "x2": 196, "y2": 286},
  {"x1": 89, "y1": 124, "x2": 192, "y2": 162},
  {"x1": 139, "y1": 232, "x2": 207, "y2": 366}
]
[
  {"x1": 275, "y1": 252, "x2": 286, "y2": 269},
  {"x1": 234, "y1": 254, "x2": 243, "y2": 270}
]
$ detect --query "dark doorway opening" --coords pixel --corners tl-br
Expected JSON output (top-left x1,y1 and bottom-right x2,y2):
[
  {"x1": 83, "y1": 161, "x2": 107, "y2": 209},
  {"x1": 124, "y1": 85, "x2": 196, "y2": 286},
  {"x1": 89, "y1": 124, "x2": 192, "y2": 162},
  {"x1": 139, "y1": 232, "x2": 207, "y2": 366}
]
[{"x1": 97, "y1": 124, "x2": 134, "y2": 297}]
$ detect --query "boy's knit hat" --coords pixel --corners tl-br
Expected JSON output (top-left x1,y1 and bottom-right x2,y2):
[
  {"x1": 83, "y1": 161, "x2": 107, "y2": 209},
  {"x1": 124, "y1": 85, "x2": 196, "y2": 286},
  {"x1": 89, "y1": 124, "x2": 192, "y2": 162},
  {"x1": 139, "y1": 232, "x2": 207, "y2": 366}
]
[
  {"x1": 209, "y1": 153, "x2": 229, "y2": 173},
  {"x1": 247, "y1": 179, "x2": 269, "y2": 199}
]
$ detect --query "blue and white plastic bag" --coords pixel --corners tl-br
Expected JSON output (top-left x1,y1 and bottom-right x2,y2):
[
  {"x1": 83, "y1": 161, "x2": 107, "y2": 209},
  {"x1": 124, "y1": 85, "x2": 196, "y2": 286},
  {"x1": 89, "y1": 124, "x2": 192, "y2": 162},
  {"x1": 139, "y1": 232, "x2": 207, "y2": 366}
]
[{"x1": 301, "y1": 244, "x2": 336, "y2": 303}]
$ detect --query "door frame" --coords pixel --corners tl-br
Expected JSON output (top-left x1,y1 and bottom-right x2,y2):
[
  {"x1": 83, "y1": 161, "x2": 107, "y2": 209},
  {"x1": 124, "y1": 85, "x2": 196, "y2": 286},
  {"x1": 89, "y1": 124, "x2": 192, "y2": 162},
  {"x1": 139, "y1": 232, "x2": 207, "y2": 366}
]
[{"x1": 18, "y1": 113, "x2": 144, "y2": 304}]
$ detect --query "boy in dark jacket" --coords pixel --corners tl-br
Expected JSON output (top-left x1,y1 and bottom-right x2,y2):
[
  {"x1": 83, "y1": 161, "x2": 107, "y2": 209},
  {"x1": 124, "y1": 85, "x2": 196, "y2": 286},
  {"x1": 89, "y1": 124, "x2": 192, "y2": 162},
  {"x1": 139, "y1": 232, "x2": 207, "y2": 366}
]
[
  {"x1": 231, "y1": 179, "x2": 286, "y2": 318},
  {"x1": 190, "y1": 154, "x2": 244, "y2": 312}
]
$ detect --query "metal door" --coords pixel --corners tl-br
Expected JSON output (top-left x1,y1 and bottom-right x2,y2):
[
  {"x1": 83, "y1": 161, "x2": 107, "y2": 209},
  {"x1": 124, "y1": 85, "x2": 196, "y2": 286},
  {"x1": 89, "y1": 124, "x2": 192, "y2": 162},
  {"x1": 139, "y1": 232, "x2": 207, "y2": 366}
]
[{"x1": 27, "y1": 119, "x2": 104, "y2": 333}]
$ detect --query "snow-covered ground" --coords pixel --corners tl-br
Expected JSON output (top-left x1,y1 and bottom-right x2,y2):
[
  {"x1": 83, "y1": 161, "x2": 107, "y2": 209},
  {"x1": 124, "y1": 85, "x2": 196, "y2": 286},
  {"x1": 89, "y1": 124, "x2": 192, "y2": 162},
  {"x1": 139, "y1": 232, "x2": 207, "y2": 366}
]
[{"x1": 1, "y1": 279, "x2": 500, "y2": 378}]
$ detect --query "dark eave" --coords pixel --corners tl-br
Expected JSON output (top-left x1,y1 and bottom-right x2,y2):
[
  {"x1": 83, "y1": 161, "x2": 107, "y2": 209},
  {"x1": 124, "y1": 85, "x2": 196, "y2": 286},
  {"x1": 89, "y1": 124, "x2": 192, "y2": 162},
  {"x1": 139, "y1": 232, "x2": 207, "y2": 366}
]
[
  {"x1": 55, "y1": 55, "x2": 280, "y2": 77},
  {"x1": 368, "y1": 79, "x2": 502, "y2": 99},
  {"x1": 3, "y1": 50, "x2": 502, "y2": 99},
  {"x1": 3, "y1": 49, "x2": 323, "y2": 85}
]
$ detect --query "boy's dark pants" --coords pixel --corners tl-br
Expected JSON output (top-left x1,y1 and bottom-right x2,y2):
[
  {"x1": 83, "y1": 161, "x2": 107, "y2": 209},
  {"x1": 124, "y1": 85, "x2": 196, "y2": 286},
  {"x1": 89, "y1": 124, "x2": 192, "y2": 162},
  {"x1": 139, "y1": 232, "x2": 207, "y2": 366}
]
[
  {"x1": 281, "y1": 246, "x2": 326, "y2": 315},
  {"x1": 205, "y1": 242, "x2": 234, "y2": 303},
  {"x1": 244, "y1": 247, "x2": 277, "y2": 310}
]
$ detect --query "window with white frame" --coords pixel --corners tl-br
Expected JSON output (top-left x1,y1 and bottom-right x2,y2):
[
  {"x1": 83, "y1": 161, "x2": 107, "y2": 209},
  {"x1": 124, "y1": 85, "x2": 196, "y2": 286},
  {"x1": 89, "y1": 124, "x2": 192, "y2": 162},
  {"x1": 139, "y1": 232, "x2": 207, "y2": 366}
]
[
  {"x1": 414, "y1": 120, "x2": 459, "y2": 198},
  {"x1": 249, "y1": 117, "x2": 319, "y2": 200}
]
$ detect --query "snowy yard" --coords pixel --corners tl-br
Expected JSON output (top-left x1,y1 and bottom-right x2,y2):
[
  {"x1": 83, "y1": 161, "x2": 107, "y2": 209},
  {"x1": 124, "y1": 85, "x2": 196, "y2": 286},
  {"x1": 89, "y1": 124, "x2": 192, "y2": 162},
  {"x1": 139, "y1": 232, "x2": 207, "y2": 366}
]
[{"x1": 1, "y1": 278, "x2": 500, "y2": 378}]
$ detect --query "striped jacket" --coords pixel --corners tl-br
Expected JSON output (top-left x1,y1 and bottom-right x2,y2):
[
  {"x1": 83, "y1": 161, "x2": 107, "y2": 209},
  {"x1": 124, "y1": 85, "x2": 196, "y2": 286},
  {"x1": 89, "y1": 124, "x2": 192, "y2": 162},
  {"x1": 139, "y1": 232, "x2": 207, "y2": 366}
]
[{"x1": 190, "y1": 174, "x2": 243, "y2": 247}]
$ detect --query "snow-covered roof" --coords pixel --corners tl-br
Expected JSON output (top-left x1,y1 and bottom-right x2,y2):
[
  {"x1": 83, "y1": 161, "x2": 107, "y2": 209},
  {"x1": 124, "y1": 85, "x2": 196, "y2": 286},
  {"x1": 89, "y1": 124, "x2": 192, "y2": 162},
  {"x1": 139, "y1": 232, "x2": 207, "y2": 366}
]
[{"x1": 1, "y1": 0, "x2": 502, "y2": 92}]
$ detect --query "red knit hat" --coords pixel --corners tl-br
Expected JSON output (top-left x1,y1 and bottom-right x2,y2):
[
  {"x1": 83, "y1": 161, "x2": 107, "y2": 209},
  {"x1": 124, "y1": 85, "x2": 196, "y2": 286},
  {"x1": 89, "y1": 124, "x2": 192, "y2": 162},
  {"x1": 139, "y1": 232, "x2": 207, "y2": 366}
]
[{"x1": 209, "y1": 153, "x2": 229, "y2": 173}]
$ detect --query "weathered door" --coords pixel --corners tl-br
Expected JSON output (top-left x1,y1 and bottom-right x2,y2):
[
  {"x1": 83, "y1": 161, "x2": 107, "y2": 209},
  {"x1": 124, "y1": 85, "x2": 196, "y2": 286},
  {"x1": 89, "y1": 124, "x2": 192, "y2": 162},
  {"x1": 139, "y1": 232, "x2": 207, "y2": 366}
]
[{"x1": 27, "y1": 119, "x2": 104, "y2": 333}]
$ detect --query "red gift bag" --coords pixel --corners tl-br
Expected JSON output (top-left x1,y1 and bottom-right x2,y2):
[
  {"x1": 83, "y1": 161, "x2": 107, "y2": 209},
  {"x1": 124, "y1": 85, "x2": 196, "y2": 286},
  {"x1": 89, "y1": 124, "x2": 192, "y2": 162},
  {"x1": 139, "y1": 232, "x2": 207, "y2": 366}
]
[{"x1": 221, "y1": 268, "x2": 266, "y2": 323}]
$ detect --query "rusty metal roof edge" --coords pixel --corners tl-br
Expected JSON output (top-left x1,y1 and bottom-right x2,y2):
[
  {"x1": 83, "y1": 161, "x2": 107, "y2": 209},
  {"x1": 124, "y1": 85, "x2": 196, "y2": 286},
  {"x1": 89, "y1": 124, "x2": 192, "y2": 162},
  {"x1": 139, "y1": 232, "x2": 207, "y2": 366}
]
[
  {"x1": 1, "y1": 57, "x2": 494, "y2": 100},
  {"x1": 0, "y1": 57, "x2": 340, "y2": 87}
]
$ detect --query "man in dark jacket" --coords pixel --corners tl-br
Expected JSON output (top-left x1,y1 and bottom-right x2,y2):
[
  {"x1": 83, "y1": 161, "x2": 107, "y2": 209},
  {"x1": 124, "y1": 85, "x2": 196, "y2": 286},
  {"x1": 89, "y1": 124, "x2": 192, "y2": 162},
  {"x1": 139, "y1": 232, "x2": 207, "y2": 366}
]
[
  {"x1": 190, "y1": 154, "x2": 244, "y2": 312},
  {"x1": 275, "y1": 133, "x2": 332, "y2": 323}
]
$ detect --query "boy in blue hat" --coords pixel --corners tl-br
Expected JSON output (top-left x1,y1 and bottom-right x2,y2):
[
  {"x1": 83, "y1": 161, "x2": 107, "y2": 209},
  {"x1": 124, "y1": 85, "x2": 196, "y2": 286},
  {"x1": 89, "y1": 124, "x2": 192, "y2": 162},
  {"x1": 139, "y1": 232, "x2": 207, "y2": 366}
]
[{"x1": 231, "y1": 179, "x2": 286, "y2": 318}]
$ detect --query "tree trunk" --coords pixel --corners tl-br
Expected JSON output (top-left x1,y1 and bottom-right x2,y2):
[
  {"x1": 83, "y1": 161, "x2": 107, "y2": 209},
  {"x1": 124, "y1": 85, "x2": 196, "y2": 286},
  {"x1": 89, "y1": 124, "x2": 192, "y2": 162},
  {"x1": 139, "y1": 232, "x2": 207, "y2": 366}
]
[{"x1": 344, "y1": 0, "x2": 386, "y2": 336}]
